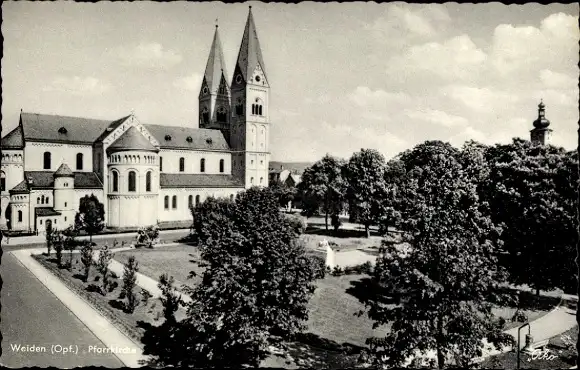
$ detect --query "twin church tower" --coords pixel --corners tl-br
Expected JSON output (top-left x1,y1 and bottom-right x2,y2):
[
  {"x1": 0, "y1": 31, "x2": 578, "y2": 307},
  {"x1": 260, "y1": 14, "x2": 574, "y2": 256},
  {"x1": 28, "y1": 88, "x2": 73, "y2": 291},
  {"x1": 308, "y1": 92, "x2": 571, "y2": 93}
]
[{"x1": 199, "y1": 7, "x2": 270, "y2": 187}]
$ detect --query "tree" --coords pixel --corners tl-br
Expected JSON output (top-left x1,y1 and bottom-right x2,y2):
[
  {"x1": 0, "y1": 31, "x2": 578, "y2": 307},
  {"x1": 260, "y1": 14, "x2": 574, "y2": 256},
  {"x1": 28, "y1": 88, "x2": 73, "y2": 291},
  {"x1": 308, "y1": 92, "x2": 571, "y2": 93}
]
[
  {"x1": 345, "y1": 149, "x2": 387, "y2": 238},
  {"x1": 483, "y1": 139, "x2": 578, "y2": 295},
  {"x1": 298, "y1": 154, "x2": 347, "y2": 231},
  {"x1": 121, "y1": 256, "x2": 139, "y2": 313},
  {"x1": 75, "y1": 194, "x2": 105, "y2": 243},
  {"x1": 80, "y1": 242, "x2": 94, "y2": 282},
  {"x1": 62, "y1": 226, "x2": 79, "y2": 271},
  {"x1": 96, "y1": 245, "x2": 114, "y2": 295},
  {"x1": 364, "y1": 141, "x2": 515, "y2": 369},
  {"x1": 51, "y1": 229, "x2": 65, "y2": 267},
  {"x1": 136, "y1": 226, "x2": 160, "y2": 248},
  {"x1": 141, "y1": 274, "x2": 186, "y2": 367},
  {"x1": 176, "y1": 187, "x2": 318, "y2": 367},
  {"x1": 269, "y1": 179, "x2": 297, "y2": 210},
  {"x1": 45, "y1": 221, "x2": 53, "y2": 256}
]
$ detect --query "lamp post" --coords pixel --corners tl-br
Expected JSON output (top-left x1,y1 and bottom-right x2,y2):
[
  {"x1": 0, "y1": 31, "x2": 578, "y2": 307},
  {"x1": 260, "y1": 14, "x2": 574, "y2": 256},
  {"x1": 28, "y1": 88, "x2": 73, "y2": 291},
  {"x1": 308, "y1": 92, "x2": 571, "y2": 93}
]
[{"x1": 517, "y1": 322, "x2": 532, "y2": 369}]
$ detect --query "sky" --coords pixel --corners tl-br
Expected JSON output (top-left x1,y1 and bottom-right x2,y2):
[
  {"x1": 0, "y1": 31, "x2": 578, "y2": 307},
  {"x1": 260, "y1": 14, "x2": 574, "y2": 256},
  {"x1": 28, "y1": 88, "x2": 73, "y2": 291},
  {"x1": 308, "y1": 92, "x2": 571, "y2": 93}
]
[{"x1": 2, "y1": 2, "x2": 578, "y2": 162}]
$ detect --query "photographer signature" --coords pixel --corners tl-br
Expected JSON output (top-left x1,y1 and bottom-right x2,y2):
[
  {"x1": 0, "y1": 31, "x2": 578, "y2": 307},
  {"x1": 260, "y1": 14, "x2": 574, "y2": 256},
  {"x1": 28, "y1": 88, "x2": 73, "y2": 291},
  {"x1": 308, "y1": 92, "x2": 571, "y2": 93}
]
[{"x1": 527, "y1": 349, "x2": 558, "y2": 361}]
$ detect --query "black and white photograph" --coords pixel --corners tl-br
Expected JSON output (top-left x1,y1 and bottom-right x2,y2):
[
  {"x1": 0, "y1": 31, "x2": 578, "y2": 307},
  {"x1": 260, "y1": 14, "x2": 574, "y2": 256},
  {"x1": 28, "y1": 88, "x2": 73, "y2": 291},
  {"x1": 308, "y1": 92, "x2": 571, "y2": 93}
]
[{"x1": 1, "y1": 1, "x2": 579, "y2": 369}]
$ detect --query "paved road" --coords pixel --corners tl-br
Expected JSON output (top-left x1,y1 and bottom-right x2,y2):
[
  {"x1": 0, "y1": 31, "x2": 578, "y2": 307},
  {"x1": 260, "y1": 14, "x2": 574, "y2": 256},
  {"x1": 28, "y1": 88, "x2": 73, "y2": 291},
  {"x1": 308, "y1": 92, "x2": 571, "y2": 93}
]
[{"x1": 0, "y1": 253, "x2": 123, "y2": 368}]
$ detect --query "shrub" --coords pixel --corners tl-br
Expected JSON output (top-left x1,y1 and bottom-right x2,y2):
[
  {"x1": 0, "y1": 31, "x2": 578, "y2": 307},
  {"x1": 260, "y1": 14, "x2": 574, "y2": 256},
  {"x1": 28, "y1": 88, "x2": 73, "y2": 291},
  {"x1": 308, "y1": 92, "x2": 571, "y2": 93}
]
[
  {"x1": 141, "y1": 289, "x2": 153, "y2": 306},
  {"x1": 286, "y1": 214, "x2": 307, "y2": 235},
  {"x1": 96, "y1": 245, "x2": 114, "y2": 295},
  {"x1": 137, "y1": 226, "x2": 160, "y2": 248},
  {"x1": 308, "y1": 254, "x2": 326, "y2": 279},
  {"x1": 80, "y1": 242, "x2": 94, "y2": 282},
  {"x1": 122, "y1": 256, "x2": 139, "y2": 313},
  {"x1": 511, "y1": 309, "x2": 528, "y2": 323}
]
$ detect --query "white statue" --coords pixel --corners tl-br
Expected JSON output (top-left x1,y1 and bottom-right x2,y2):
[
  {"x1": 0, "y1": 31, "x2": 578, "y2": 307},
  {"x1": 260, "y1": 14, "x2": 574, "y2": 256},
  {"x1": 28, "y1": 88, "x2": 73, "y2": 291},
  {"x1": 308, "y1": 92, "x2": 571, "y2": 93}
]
[{"x1": 321, "y1": 239, "x2": 336, "y2": 269}]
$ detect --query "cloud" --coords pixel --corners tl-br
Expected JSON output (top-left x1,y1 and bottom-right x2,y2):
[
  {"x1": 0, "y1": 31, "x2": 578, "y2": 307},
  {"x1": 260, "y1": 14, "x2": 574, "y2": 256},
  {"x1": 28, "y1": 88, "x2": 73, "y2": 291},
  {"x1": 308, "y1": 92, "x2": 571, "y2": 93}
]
[
  {"x1": 349, "y1": 86, "x2": 410, "y2": 108},
  {"x1": 386, "y1": 35, "x2": 487, "y2": 84},
  {"x1": 42, "y1": 76, "x2": 111, "y2": 95},
  {"x1": 117, "y1": 42, "x2": 183, "y2": 69},
  {"x1": 539, "y1": 69, "x2": 577, "y2": 90},
  {"x1": 490, "y1": 13, "x2": 579, "y2": 76},
  {"x1": 442, "y1": 85, "x2": 520, "y2": 112},
  {"x1": 404, "y1": 109, "x2": 469, "y2": 128},
  {"x1": 367, "y1": 3, "x2": 452, "y2": 45},
  {"x1": 173, "y1": 73, "x2": 203, "y2": 92}
]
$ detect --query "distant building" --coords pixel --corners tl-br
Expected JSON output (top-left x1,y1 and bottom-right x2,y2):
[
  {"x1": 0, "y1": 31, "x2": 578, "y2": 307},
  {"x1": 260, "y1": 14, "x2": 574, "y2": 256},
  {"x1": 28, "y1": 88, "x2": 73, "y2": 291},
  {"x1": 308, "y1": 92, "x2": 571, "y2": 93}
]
[
  {"x1": 530, "y1": 100, "x2": 553, "y2": 146},
  {"x1": 0, "y1": 8, "x2": 271, "y2": 232},
  {"x1": 268, "y1": 162, "x2": 311, "y2": 187}
]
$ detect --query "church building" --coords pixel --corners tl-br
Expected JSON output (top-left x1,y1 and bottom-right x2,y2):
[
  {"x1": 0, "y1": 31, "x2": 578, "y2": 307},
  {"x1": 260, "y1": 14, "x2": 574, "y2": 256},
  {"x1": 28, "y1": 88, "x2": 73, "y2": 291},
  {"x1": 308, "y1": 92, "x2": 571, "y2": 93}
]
[{"x1": 0, "y1": 8, "x2": 271, "y2": 232}]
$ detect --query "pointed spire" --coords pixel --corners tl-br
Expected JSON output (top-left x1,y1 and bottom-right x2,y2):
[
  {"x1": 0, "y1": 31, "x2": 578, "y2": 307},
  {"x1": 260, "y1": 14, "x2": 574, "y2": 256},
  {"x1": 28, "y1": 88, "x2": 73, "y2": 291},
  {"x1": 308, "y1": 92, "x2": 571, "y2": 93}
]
[
  {"x1": 203, "y1": 24, "x2": 229, "y2": 94},
  {"x1": 235, "y1": 6, "x2": 268, "y2": 82}
]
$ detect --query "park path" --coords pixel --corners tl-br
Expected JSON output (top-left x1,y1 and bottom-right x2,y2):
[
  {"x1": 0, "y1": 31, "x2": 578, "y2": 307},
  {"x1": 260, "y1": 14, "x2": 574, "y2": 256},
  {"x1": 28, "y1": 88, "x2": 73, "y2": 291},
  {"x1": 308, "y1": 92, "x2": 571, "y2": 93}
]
[
  {"x1": 92, "y1": 245, "x2": 193, "y2": 306},
  {"x1": 10, "y1": 248, "x2": 148, "y2": 368}
]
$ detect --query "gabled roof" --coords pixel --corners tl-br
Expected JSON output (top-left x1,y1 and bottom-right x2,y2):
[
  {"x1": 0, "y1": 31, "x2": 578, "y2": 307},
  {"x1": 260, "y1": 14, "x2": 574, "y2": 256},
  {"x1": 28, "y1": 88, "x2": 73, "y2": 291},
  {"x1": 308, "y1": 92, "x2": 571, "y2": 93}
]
[
  {"x1": 35, "y1": 207, "x2": 62, "y2": 217},
  {"x1": 107, "y1": 126, "x2": 159, "y2": 153},
  {"x1": 203, "y1": 26, "x2": 230, "y2": 94},
  {"x1": 235, "y1": 7, "x2": 268, "y2": 82},
  {"x1": 1, "y1": 125, "x2": 24, "y2": 149},
  {"x1": 94, "y1": 115, "x2": 132, "y2": 144},
  {"x1": 144, "y1": 124, "x2": 230, "y2": 151},
  {"x1": 54, "y1": 163, "x2": 74, "y2": 177},
  {"x1": 20, "y1": 113, "x2": 113, "y2": 145},
  {"x1": 25, "y1": 171, "x2": 103, "y2": 189},
  {"x1": 160, "y1": 173, "x2": 243, "y2": 188},
  {"x1": 9, "y1": 180, "x2": 29, "y2": 194}
]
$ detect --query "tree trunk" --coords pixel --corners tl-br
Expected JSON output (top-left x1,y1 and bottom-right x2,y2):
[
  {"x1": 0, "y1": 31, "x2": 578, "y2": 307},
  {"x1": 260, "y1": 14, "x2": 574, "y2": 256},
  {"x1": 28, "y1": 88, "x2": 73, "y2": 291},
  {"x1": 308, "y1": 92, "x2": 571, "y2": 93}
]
[
  {"x1": 436, "y1": 317, "x2": 445, "y2": 369},
  {"x1": 536, "y1": 288, "x2": 540, "y2": 296},
  {"x1": 90, "y1": 233, "x2": 93, "y2": 243},
  {"x1": 365, "y1": 224, "x2": 370, "y2": 238},
  {"x1": 325, "y1": 210, "x2": 329, "y2": 231}
]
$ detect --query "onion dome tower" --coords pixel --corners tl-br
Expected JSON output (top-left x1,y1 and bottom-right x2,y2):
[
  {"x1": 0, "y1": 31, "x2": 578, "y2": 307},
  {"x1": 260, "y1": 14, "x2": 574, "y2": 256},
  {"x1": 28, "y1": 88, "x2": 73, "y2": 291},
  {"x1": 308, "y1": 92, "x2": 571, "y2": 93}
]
[{"x1": 530, "y1": 100, "x2": 553, "y2": 146}]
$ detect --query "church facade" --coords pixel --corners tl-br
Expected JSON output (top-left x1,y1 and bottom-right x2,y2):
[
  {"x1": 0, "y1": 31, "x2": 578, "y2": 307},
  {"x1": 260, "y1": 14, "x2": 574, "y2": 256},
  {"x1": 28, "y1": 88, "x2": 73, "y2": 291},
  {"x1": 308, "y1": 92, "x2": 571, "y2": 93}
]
[{"x1": 0, "y1": 8, "x2": 271, "y2": 232}]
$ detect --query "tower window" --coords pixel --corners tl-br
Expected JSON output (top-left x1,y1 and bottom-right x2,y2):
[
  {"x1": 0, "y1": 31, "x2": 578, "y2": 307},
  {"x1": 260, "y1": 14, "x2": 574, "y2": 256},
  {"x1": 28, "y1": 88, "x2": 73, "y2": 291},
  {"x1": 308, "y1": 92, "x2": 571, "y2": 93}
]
[
  {"x1": 0, "y1": 171, "x2": 5, "y2": 192},
  {"x1": 17, "y1": 210, "x2": 22, "y2": 222},
  {"x1": 200, "y1": 158, "x2": 206, "y2": 173},
  {"x1": 160, "y1": 157, "x2": 163, "y2": 171},
  {"x1": 46, "y1": 197, "x2": 50, "y2": 204},
  {"x1": 41, "y1": 195, "x2": 45, "y2": 204},
  {"x1": 43, "y1": 152, "x2": 51, "y2": 169},
  {"x1": 146, "y1": 171, "x2": 152, "y2": 192},
  {"x1": 201, "y1": 107, "x2": 210, "y2": 125},
  {"x1": 195, "y1": 195, "x2": 200, "y2": 206},
  {"x1": 217, "y1": 106, "x2": 227, "y2": 122},
  {"x1": 251, "y1": 177, "x2": 254, "y2": 185},
  {"x1": 260, "y1": 177, "x2": 263, "y2": 185},
  {"x1": 179, "y1": 157, "x2": 185, "y2": 172},
  {"x1": 172, "y1": 195, "x2": 177, "y2": 209},
  {"x1": 188, "y1": 195, "x2": 193, "y2": 209},
  {"x1": 76, "y1": 153, "x2": 84, "y2": 170},
  {"x1": 219, "y1": 159, "x2": 224, "y2": 173},
  {"x1": 112, "y1": 171, "x2": 119, "y2": 192},
  {"x1": 235, "y1": 98, "x2": 244, "y2": 116},
  {"x1": 164, "y1": 196, "x2": 169, "y2": 210},
  {"x1": 128, "y1": 171, "x2": 136, "y2": 192}
]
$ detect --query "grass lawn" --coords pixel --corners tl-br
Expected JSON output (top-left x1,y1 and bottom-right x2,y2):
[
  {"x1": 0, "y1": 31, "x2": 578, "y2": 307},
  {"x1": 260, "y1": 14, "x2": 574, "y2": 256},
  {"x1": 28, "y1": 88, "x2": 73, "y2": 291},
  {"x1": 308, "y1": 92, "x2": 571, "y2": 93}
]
[
  {"x1": 115, "y1": 245, "x2": 203, "y2": 290},
  {"x1": 33, "y1": 253, "x2": 188, "y2": 349}
]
